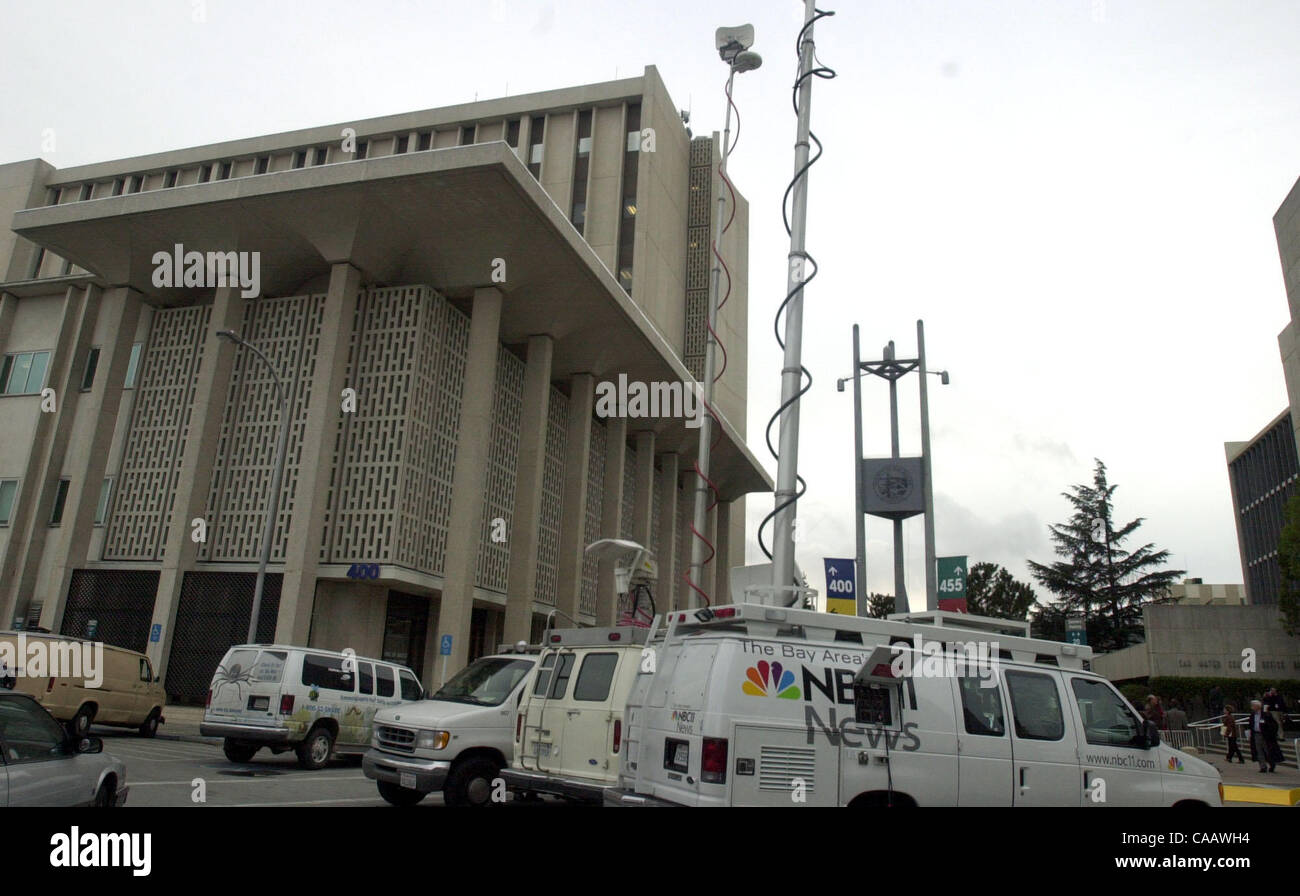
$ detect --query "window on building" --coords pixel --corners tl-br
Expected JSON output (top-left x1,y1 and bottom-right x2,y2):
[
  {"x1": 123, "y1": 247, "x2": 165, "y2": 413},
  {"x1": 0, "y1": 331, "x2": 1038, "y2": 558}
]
[
  {"x1": 417, "y1": 131, "x2": 432, "y2": 152},
  {"x1": 459, "y1": 125, "x2": 475, "y2": 146},
  {"x1": 123, "y1": 342, "x2": 143, "y2": 389},
  {"x1": 394, "y1": 134, "x2": 409, "y2": 154},
  {"x1": 81, "y1": 347, "x2": 100, "y2": 391},
  {"x1": 48, "y1": 479, "x2": 70, "y2": 526},
  {"x1": 79, "y1": 184, "x2": 93, "y2": 202},
  {"x1": 29, "y1": 248, "x2": 46, "y2": 279},
  {"x1": 1, "y1": 351, "x2": 51, "y2": 395},
  {"x1": 505, "y1": 118, "x2": 520, "y2": 149},
  {"x1": 199, "y1": 164, "x2": 212, "y2": 183},
  {"x1": 112, "y1": 178, "x2": 125, "y2": 196},
  {"x1": 355, "y1": 141, "x2": 368, "y2": 160},
  {"x1": 163, "y1": 170, "x2": 178, "y2": 188},
  {"x1": 527, "y1": 116, "x2": 545, "y2": 179},
  {"x1": 313, "y1": 147, "x2": 327, "y2": 166},
  {"x1": 570, "y1": 109, "x2": 593, "y2": 234},
  {"x1": 617, "y1": 102, "x2": 642, "y2": 293},
  {"x1": 292, "y1": 150, "x2": 307, "y2": 169},
  {"x1": 94, "y1": 477, "x2": 113, "y2": 526},
  {"x1": 48, "y1": 187, "x2": 62, "y2": 206},
  {"x1": 0, "y1": 480, "x2": 17, "y2": 526},
  {"x1": 255, "y1": 156, "x2": 269, "y2": 175},
  {"x1": 128, "y1": 175, "x2": 142, "y2": 193},
  {"x1": 218, "y1": 162, "x2": 232, "y2": 180}
]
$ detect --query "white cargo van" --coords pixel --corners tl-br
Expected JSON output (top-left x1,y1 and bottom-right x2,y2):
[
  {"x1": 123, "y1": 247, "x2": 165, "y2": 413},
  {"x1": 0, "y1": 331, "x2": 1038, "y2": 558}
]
[
  {"x1": 362, "y1": 651, "x2": 537, "y2": 806},
  {"x1": 500, "y1": 627, "x2": 647, "y2": 804},
  {"x1": 604, "y1": 605, "x2": 1223, "y2": 808},
  {"x1": 200, "y1": 645, "x2": 423, "y2": 769}
]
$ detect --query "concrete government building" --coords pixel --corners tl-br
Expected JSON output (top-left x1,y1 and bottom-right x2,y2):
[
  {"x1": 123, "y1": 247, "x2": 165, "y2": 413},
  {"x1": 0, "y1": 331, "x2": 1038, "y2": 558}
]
[{"x1": 0, "y1": 67, "x2": 769, "y2": 702}]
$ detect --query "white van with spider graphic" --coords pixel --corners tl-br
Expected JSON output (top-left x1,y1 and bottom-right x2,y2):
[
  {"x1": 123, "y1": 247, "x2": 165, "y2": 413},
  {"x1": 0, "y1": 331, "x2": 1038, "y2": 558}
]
[{"x1": 200, "y1": 644, "x2": 423, "y2": 769}]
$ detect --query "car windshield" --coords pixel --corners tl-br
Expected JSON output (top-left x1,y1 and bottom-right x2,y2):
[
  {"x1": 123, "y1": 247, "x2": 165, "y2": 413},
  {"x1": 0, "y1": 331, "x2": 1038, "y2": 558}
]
[{"x1": 432, "y1": 658, "x2": 532, "y2": 706}]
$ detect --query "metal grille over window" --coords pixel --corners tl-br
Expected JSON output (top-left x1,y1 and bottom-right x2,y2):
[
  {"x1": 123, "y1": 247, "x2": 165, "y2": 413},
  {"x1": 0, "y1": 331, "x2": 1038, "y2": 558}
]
[
  {"x1": 165, "y1": 572, "x2": 281, "y2": 704},
  {"x1": 684, "y1": 136, "x2": 715, "y2": 381},
  {"x1": 476, "y1": 348, "x2": 524, "y2": 592},
  {"x1": 581, "y1": 418, "x2": 607, "y2": 615},
  {"x1": 535, "y1": 387, "x2": 569, "y2": 608},
  {"x1": 60, "y1": 569, "x2": 160, "y2": 652}
]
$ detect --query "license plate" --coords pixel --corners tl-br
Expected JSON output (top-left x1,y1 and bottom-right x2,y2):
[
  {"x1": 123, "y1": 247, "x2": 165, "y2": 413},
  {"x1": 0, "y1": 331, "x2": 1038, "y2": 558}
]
[
  {"x1": 249, "y1": 696, "x2": 269, "y2": 711},
  {"x1": 537, "y1": 742, "x2": 552, "y2": 758},
  {"x1": 399, "y1": 772, "x2": 417, "y2": 790}
]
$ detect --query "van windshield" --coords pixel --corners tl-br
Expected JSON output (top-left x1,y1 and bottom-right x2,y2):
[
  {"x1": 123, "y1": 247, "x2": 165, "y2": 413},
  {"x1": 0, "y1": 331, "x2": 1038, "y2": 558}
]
[{"x1": 432, "y1": 658, "x2": 532, "y2": 706}]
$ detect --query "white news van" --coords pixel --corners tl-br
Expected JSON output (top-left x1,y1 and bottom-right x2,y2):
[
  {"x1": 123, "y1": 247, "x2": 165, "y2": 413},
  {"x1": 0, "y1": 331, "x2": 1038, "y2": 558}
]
[
  {"x1": 362, "y1": 652, "x2": 537, "y2": 806},
  {"x1": 603, "y1": 604, "x2": 1223, "y2": 807},
  {"x1": 201, "y1": 645, "x2": 423, "y2": 769}
]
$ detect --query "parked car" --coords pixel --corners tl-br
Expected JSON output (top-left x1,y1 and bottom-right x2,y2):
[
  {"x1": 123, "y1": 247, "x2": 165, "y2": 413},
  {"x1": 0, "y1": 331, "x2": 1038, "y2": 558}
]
[
  {"x1": 201, "y1": 644, "x2": 423, "y2": 769},
  {"x1": 0, "y1": 630, "x2": 166, "y2": 738},
  {"x1": 363, "y1": 651, "x2": 537, "y2": 806},
  {"x1": 0, "y1": 691, "x2": 128, "y2": 806}
]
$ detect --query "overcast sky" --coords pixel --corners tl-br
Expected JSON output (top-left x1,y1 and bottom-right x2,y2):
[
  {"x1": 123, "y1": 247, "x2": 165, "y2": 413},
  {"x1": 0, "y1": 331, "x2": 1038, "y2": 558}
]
[{"x1": 4, "y1": 0, "x2": 1298, "y2": 610}]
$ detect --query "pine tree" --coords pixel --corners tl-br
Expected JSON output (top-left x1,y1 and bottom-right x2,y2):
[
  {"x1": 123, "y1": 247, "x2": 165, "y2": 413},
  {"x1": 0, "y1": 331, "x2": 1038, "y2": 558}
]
[
  {"x1": 1277, "y1": 492, "x2": 1300, "y2": 636},
  {"x1": 866, "y1": 593, "x2": 895, "y2": 619},
  {"x1": 966, "y1": 562, "x2": 1037, "y2": 620},
  {"x1": 1026, "y1": 459, "x2": 1183, "y2": 651}
]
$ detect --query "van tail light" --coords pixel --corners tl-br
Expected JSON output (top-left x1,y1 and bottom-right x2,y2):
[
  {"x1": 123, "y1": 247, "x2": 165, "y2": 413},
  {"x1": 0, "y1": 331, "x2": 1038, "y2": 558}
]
[
  {"x1": 206, "y1": 689, "x2": 212, "y2": 708},
  {"x1": 701, "y1": 737, "x2": 728, "y2": 784},
  {"x1": 516, "y1": 712, "x2": 523, "y2": 742},
  {"x1": 47, "y1": 677, "x2": 56, "y2": 693},
  {"x1": 613, "y1": 719, "x2": 622, "y2": 754},
  {"x1": 279, "y1": 694, "x2": 295, "y2": 715}
]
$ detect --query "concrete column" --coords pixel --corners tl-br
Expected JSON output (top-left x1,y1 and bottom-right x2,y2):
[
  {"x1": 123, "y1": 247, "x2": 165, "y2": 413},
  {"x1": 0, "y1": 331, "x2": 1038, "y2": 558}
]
[
  {"x1": 0, "y1": 284, "x2": 97, "y2": 627},
  {"x1": 503, "y1": 335, "x2": 554, "y2": 646},
  {"x1": 149, "y1": 286, "x2": 246, "y2": 676},
  {"x1": 631, "y1": 431, "x2": 655, "y2": 547},
  {"x1": 43, "y1": 287, "x2": 144, "y2": 631},
  {"x1": 714, "y1": 500, "x2": 734, "y2": 605},
  {"x1": 275, "y1": 263, "x2": 363, "y2": 646},
  {"x1": 595, "y1": 416, "x2": 627, "y2": 625},
  {"x1": 655, "y1": 452, "x2": 679, "y2": 614},
  {"x1": 555, "y1": 374, "x2": 594, "y2": 624},
  {"x1": 436, "y1": 287, "x2": 503, "y2": 678}
]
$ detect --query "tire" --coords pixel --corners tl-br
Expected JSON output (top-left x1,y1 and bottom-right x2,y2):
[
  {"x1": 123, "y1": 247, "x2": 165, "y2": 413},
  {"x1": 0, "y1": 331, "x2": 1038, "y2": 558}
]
[
  {"x1": 377, "y1": 780, "x2": 427, "y2": 807},
  {"x1": 295, "y1": 726, "x2": 334, "y2": 770},
  {"x1": 223, "y1": 739, "x2": 259, "y2": 763},
  {"x1": 69, "y1": 704, "x2": 96, "y2": 739},
  {"x1": 93, "y1": 778, "x2": 116, "y2": 807},
  {"x1": 137, "y1": 709, "x2": 160, "y2": 738},
  {"x1": 443, "y1": 757, "x2": 500, "y2": 807}
]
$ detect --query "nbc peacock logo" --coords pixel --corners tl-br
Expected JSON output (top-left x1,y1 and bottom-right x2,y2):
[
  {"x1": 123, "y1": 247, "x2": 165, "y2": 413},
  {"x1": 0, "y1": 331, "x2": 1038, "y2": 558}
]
[
  {"x1": 742, "y1": 660, "x2": 800, "y2": 699},
  {"x1": 1167, "y1": 756, "x2": 1183, "y2": 772}
]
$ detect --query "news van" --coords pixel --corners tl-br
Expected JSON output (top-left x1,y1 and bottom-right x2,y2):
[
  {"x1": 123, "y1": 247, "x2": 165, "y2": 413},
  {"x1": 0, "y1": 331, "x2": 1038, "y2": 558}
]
[
  {"x1": 201, "y1": 645, "x2": 423, "y2": 769},
  {"x1": 602, "y1": 604, "x2": 1223, "y2": 808}
]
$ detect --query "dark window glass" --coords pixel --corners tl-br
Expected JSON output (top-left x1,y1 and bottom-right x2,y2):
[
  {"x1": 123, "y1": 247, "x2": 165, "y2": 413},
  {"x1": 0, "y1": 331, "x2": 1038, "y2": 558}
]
[
  {"x1": 459, "y1": 125, "x2": 475, "y2": 146},
  {"x1": 48, "y1": 479, "x2": 69, "y2": 526},
  {"x1": 313, "y1": 147, "x2": 327, "y2": 166},
  {"x1": 81, "y1": 347, "x2": 100, "y2": 391},
  {"x1": 292, "y1": 151, "x2": 306, "y2": 169},
  {"x1": 93, "y1": 478, "x2": 112, "y2": 526},
  {"x1": 1071, "y1": 677, "x2": 1143, "y2": 747},
  {"x1": 255, "y1": 156, "x2": 269, "y2": 175},
  {"x1": 505, "y1": 118, "x2": 520, "y2": 148},
  {"x1": 112, "y1": 178, "x2": 125, "y2": 196},
  {"x1": 527, "y1": 116, "x2": 545, "y2": 179},
  {"x1": 49, "y1": 188, "x2": 62, "y2": 206},
  {"x1": 218, "y1": 162, "x2": 231, "y2": 180},
  {"x1": 399, "y1": 670, "x2": 422, "y2": 701},
  {"x1": 417, "y1": 131, "x2": 432, "y2": 151},
  {"x1": 128, "y1": 176, "x2": 142, "y2": 193},
  {"x1": 1005, "y1": 670, "x2": 1065, "y2": 741},
  {"x1": 958, "y1": 675, "x2": 1006, "y2": 736},
  {"x1": 2, "y1": 351, "x2": 51, "y2": 394},
  {"x1": 532, "y1": 652, "x2": 575, "y2": 698},
  {"x1": 29, "y1": 248, "x2": 45, "y2": 279},
  {"x1": 376, "y1": 664, "x2": 395, "y2": 697},
  {"x1": 618, "y1": 103, "x2": 641, "y2": 293},
  {"x1": 163, "y1": 170, "x2": 177, "y2": 188},
  {"x1": 573, "y1": 653, "x2": 617, "y2": 702},
  {"x1": 79, "y1": 184, "x2": 93, "y2": 201},
  {"x1": 394, "y1": 135, "x2": 409, "y2": 154},
  {"x1": 0, "y1": 480, "x2": 17, "y2": 526},
  {"x1": 199, "y1": 164, "x2": 212, "y2": 183},
  {"x1": 357, "y1": 662, "x2": 374, "y2": 695},
  {"x1": 300, "y1": 654, "x2": 355, "y2": 692},
  {"x1": 355, "y1": 141, "x2": 368, "y2": 160}
]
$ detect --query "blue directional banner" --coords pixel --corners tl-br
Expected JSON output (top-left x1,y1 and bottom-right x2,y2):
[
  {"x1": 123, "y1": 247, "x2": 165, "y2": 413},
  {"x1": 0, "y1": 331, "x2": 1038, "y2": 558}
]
[{"x1": 823, "y1": 558, "x2": 857, "y2": 615}]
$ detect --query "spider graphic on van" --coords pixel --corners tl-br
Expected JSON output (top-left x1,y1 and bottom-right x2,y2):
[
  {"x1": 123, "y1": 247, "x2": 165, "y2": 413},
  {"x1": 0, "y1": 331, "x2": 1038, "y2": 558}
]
[{"x1": 212, "y1": 661, "x2": 256, "y2": 703}]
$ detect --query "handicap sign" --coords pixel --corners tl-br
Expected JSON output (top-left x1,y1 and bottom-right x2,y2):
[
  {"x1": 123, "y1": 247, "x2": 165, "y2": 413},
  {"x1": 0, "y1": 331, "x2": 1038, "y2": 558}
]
[
  {"x1": 150, "y1": 623, "x2": 162, "y2": 643},
  {"x1": 440, "y1": 634, "x2": 453, "y2": 656}
]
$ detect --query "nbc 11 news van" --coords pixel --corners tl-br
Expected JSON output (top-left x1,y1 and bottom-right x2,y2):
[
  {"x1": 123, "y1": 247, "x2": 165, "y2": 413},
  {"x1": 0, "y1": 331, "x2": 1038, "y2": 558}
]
[{"x1": 603, "y1": 594, "x2": 1223, "y2": 808}]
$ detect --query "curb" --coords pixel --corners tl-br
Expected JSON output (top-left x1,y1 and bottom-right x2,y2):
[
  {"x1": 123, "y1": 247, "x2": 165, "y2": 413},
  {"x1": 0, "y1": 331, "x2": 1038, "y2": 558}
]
[{"x1": 1222, "y1": 784, "x2": 1300, "y2": 806}]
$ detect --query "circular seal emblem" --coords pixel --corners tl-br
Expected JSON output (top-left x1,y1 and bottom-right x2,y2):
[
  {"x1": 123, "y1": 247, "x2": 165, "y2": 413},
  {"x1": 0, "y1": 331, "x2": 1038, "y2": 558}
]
[{"x1": 873, "y1": 464, "x2": 914, "y2": 505}]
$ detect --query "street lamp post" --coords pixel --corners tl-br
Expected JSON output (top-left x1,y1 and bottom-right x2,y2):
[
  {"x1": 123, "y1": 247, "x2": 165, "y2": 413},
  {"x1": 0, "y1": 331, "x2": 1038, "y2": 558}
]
[{"x1": 216, "y1": 329, "x2": 290, "y2": 644}]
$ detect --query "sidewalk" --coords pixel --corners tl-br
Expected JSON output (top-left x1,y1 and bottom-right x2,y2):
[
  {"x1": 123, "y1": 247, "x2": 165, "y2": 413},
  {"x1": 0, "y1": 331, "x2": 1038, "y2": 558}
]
[
  {"x1": 156, "y1": 704, "x2": 217, "y2": 744},
  {"x1": 1197, "y1": 750, "x2": 1300, "y2": 806}
]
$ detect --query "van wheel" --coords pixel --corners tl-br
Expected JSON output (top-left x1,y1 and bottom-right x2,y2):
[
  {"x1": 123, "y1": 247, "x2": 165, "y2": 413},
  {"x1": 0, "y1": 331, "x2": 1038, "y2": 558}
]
[
  {"x1": 223, "y1": 740, "x2": 259, "y2": 763},
  {"x1": 69, "y1": 704, "x2": 96, "y2": 738},
  {"x1": 377, "y1": 781, "x2": 427, "y2": 807},
  {"x1": 444, "y1": 758, "x2": 499, "y2": 807},
  {"x1": 137, "y1": 709, "x2": 161, "y2": 738},
  {"x1": 296, "y1": 726, "x2": 334, "y2": 770}
]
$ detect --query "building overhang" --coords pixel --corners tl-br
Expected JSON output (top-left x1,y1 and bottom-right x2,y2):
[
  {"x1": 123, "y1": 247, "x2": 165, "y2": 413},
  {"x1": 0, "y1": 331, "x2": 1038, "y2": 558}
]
[{"x1": 11, "y1": 142, "x2": 771, "y2": 498}]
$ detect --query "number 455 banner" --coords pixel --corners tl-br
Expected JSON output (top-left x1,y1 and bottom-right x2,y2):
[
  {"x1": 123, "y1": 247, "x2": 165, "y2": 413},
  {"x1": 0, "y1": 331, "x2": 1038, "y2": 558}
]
[
  {"x1": 823, "y1": 558, "x2": 857, "y2": 615},
  {"x1": 936, "y1": 555, "x2": 967, "y2": 613}
]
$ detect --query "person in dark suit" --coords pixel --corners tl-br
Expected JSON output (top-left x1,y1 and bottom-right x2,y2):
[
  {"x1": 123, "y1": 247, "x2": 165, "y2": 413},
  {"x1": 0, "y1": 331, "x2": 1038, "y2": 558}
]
[{"x1": 1248, "y1": 699, "x2": 1281, "y2": 773}]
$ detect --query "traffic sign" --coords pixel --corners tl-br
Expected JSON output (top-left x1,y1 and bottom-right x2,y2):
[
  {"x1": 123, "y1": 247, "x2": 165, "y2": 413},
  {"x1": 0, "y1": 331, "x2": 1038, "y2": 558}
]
[
  {"x1": 936, "y1": 556, "x2": 967, "y2": 612},
  {"x1": 150, "y1": 623, "x2": 162, "y2": 643},
  {"x1": 440, "y1": 634, "x2": 453, "y2": 656},
  {"x1": 823, "y1": 558, "x2": 857, "y2": 615},
  {"x1": 1066, "y1": 614, "x2": 1087, "y2": 646}
]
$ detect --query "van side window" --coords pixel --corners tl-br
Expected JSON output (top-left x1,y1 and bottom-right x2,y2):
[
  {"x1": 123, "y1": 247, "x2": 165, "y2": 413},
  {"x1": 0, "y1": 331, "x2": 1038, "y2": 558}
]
[
  {"x1": 301, "y1": 654, "x2": 355, "y2": 692},
  {"x1": 399, "y1": 670, "x2": 421, "y2": 701},
  {"x1": 1005, "y1": 671, "x2": 1064, "y2": 741},
  {"x1": 573, "y1": 653, "x2": 618, "y2": 701},
  {"x1": 357, "y1": 662, "x2": 374, "y2": 695},
  {"x1": 375, "y1": 664, "x2": 395, "y2": 697},
  {"x1": 1070, "y1": 677, "x2": 1143, "y2": 747},
  {"x1": 139, "y1": 658, "x2": 153, "y2": 683},
  {"x1": 957, "y1": 676, "x2": 1005, "y2": 736},
  {"x1": 533, "y1": 652, "x2": 575, "y2": 699}
]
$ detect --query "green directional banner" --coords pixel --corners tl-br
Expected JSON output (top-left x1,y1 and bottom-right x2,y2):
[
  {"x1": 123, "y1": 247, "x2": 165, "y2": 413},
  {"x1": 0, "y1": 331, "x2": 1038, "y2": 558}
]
[{"x1": 936, "y1": 555, "x2": 967, "y2": 613}]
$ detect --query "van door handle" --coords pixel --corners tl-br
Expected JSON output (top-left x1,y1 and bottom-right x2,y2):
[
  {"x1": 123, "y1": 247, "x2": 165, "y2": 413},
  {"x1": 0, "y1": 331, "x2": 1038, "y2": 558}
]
[{"x1": 1019, "y1": 767, "x2": 1027, "y2": 788}]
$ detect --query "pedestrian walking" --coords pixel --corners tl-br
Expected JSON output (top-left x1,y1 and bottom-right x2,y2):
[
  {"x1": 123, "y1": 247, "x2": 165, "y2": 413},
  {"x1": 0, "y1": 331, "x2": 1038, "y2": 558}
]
[
  {"x1": 1144, "y1": 695, "x2": 1166, "y2": 729},
  {"x1": 1222, "y1": 704, "x2": 1244, "y2": 764},
  {"x1": 1248, "y1": 699, "x2": 1282, "y2": 773}
]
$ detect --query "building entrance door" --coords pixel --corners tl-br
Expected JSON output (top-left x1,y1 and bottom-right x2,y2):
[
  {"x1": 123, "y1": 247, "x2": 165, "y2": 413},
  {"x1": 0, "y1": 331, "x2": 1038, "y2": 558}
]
[{"x1": 382, "y1": 591, "x2": 428, "y2": 673}]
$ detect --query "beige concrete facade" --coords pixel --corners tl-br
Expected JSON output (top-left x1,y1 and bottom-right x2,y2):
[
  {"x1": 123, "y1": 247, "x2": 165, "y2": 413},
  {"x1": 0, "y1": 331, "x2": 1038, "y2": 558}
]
[{"x1": 0, "y1": 67, "x2": 769, "y2": 701}]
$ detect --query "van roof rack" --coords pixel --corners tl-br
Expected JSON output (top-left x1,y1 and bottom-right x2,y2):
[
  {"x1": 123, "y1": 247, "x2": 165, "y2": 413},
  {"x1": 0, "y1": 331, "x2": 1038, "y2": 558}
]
[
  {"x1": 886, "y1": 610, "x2": 1030, "y2": 637},
  {"x1": 539, "y1": 626, "x2": 649, "y2": 648}
]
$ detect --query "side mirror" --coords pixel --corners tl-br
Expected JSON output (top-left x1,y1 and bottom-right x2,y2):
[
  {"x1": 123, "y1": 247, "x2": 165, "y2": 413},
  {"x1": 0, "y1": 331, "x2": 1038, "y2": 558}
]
[
  {"x1": 1142, "y1": 719, "x2": 1161, "y2": 749},
  {"x1": 78, "y1": 736, "x2": 103, "y2": 754}
]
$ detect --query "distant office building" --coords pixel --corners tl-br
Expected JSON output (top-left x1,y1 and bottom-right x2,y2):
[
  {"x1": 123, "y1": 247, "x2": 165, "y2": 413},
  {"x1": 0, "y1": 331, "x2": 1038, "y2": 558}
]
[
  {"x1": 1226, "y1": 174, "x2": 1300, "y2": 604},
  {"x1": 0, "y1": 67, "x2": 767, "y2": 701},
  {"x1": 1169, "y1": 580, "x2": 1247, "y2": 607}
]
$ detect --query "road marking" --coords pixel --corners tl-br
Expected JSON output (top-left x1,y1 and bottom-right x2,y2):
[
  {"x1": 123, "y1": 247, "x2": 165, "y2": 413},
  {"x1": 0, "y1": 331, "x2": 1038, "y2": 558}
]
[
  {"x1": 131, "y1": 775, "x2": 354, "y2": 787},
  {"x1": 228, "y1": 797, "x2": 384, "y2": 807}
]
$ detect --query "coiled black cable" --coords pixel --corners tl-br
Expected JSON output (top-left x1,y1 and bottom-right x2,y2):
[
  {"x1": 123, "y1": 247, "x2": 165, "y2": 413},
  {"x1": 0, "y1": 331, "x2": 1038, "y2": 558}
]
[{"x1": 758, "y1": 7, "x2": 837, "y2": 561}]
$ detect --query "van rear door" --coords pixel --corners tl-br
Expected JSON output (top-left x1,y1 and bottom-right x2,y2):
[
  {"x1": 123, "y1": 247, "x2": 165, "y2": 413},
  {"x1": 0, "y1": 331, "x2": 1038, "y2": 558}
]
[
  {"x1": 519, "y1": 649, "x2": 575, "y2": 771},
  {"x1": 561, "y1": 651, "x2": 622, "y2": 780},
  {"x1": 208, "y1": 648, "x2": 288, "y2": 725}
]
